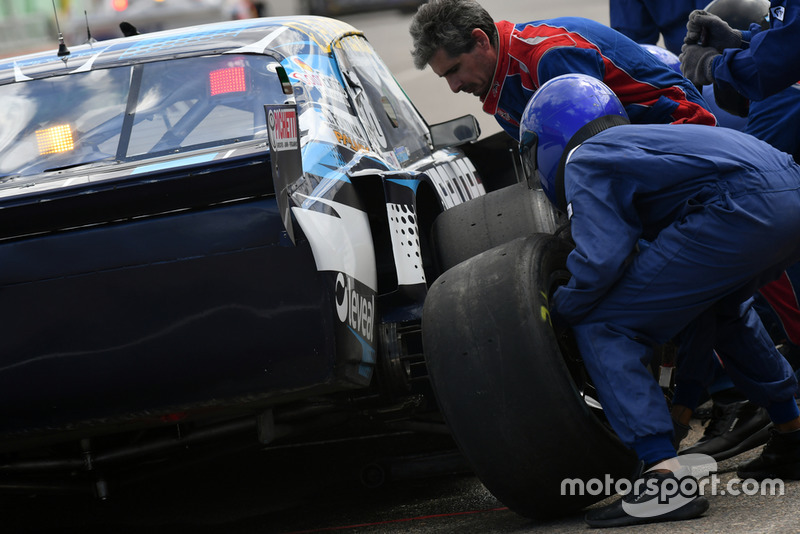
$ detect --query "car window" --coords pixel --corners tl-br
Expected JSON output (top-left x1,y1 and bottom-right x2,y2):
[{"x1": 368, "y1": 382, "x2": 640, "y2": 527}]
[
  {"x1": 0, "y1": 67, "x2": 131, "y2": 179},
  {"x1": 126, "y1": 55, "x2": 284, "y2": 157},
  {"x1": 334, "y1": 35, "x2": 430, "y2": 168},
  {"x1": 0, "y1": 54, "x2": 288, "y2": 180}
]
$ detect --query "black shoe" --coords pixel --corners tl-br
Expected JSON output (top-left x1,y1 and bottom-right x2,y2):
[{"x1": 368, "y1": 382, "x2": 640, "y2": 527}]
[
  {"x1": 679, "y1": 400, "x2": 771, "y2": 461},
  {"x1": 584, "y1": 467, "x2": 709, "y2": 528},
  {"x1": 673, "y1": 419, "x2": 690, "y2": 449},
  {"x1": 737, "y1": 427, "x2": 800, "y2": 480}
]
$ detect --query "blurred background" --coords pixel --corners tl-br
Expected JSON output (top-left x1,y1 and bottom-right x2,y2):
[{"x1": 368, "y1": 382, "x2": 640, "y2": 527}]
[{"x1": 0, "y1": 0, "x2": 427, "y2": 56}]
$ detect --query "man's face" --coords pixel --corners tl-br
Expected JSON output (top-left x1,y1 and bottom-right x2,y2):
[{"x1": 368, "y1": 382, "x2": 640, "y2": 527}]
[{"x1": 428, "y1": 28, "x2": 497, "y2": 99}]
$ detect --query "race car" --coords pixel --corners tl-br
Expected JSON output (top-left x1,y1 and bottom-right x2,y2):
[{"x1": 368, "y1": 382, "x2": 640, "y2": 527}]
[{"x1": 0, "y1": 15, "x2": 632, "y2": 519}]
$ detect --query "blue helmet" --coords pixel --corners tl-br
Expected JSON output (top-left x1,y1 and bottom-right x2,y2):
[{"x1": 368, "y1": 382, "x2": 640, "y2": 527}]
[
  {"x1": 519, "y1": 74, "x2": 629, "y2": 211},
  {"x1": 640, "y1": 44, "x2": 681, "y2": 73}
]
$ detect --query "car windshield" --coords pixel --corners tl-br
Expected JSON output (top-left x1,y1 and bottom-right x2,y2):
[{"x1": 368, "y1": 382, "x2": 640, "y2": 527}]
[{"x1": 0, "y1": 54, "x2": 288, "y2": 180}]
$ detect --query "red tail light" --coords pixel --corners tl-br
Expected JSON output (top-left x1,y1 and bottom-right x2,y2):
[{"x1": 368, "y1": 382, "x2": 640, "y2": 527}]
[{"x1": 209, "y1": 66, "x2": 247, "y2": 96}]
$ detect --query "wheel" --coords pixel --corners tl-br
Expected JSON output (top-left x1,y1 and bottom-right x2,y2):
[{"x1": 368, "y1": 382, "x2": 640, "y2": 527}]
[
  {"x1": 431, "y1": 181, "x2": 567, "y2": 273},
  {"x1": 422, "y1": 233, "x2": 636, "y2": 519}
]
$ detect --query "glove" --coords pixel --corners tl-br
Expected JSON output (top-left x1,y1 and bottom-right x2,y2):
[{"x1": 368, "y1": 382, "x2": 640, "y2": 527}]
[
  {"x1": 680, "y1": 44, "x2": 720, "y2": 88},
  {"x1": 684, "y1": 9, "x2": 743, "y2": 52}
]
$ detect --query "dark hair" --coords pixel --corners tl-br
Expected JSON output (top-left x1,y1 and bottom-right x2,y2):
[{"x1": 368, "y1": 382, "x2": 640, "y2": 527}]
[{"x1": 409, "y1": 0, "x2": 498, "y2": 70}]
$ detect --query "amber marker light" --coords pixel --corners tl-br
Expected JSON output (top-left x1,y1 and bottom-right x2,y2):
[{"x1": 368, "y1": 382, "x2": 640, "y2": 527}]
[{"x1": 36, "y1": 124, "x2": 74, "y2": 155}]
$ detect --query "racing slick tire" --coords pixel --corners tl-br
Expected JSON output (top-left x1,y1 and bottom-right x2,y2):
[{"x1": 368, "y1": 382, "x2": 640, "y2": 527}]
[
  {"x1": 431, "y1": 181, "x2": 566, "y2": 273},
  {"x1": 422, "y1": 233, "x2": 636, "y2": 519}
]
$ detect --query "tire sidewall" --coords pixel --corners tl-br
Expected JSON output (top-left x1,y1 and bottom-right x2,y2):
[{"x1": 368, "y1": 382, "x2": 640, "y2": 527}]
[{"x1": 423, "y1": 234, "x2": 635, "y2": 518}]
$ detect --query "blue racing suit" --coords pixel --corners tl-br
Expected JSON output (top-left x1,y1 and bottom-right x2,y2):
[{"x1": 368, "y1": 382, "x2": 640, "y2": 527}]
[
  {"x1": 482, "y1": 18, "x2": 715, "y2": 140},
  {"x1": 712, "y1": 0, "x2": 800, "y2": 101},
  {"x1": 746, "y1": 83, "x2": 800, "y2": 161},
  {"x1": 672, "y1": 82, "x2": 800, "y2": 408},
  {"x1": 552, "y1": 123, "x2": 800, "y2": 463},
  {"x1": 609, "y1": 0, "x2": 707, "y2": 55}
]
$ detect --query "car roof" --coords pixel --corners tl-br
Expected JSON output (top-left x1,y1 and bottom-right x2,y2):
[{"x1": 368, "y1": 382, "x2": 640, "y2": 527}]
[{"x1": 0, "y1": 16, "x2": 363, "y2": 84}]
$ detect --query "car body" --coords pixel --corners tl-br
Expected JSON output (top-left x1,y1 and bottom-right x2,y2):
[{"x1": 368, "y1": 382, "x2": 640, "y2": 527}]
[{"x1": 0, "y1": 14, "x2": 514, "y2": 495}]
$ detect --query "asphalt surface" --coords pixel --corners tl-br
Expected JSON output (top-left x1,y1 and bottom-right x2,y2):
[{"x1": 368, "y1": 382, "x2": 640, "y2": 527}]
[{"x1": 4, "y1": 420, "x2": 799, "y2": 534}]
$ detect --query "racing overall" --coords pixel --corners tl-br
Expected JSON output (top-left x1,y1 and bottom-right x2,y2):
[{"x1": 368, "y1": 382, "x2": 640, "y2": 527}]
[
  {"x1": 609, "y1": 0, "x2": 708, "y2": 55},
  {"x1": 673, "y1": 82, "x2": 800, "y2": 404},
  {"x1": 481, "y1": 18, "x2": 715, "y2": 140},
  {"x1": 712, "y1": 0, "x2": 800, "y2": 101},
  {"x1": 552, "y1": 123, "x2": 800, "y2": 464},
  {"x1": 746, "y1": 83, "x2": 800, "y2": 162}
]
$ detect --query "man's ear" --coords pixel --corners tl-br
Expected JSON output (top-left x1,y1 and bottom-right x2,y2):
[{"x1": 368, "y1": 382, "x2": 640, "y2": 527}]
[{"x1": 471, "y1": 28, "x2": 490, "y2": 49}]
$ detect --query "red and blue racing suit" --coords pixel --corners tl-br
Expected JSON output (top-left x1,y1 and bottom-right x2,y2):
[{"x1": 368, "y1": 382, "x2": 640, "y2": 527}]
[{"x1": 481, "y1": 17, "x2": 716, "y2": 140}]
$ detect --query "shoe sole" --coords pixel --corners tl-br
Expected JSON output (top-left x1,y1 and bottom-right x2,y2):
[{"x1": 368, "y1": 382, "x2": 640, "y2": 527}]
[{"x1": 584, "y1": 497, "x2": 709, "y2": 528}]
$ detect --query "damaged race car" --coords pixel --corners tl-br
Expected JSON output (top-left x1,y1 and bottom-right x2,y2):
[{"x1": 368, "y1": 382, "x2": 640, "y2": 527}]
[{"x1": 0, "y1": 15, "x2": 633, "y2": 519}]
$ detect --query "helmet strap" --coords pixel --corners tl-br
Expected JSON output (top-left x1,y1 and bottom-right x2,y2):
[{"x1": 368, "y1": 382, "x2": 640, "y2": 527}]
[{"x1": 555, "y1": 114, "x2": 629, "y2": 212}]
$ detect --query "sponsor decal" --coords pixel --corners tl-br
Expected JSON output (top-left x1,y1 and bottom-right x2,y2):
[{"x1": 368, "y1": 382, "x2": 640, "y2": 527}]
[
  {"x1": 288, "y1": 68, "x2": 339, "y2": 90},
  {"x1": 394, "y1": 146, "x2": 410, "y2": 163},
  {"x1": 288, "y1": 60, "x2": 349, "y2": 106},
  {"x1": 334, "y1": 130, "x2": 370, "y2": 152},
  {"x1": 771, "y1": 6, "x2": 785, "y2": 21},
  {"x1": 335, "y1": 272, "x2": 375, "y2": 343},
  {"x1": 320, "y1": 102, "x2": 362, "y2": 135},
  {"x1": 497, "y1": 108, "x2": 514, "y2": 123},
  {"x1": 292, "y1": 57, "x2": 315, "y2": 72},
  {"x1": 267, "y1": 108, "x2": 299, "y2": 152}
]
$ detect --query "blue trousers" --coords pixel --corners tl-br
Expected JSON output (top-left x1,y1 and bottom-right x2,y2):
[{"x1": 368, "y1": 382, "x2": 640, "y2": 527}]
[
  {"x1": 609, "y1": 0, "x2": 707, "y2": 55},
  {"x1": 571, "y1": 185, "x2": 800, "y2": 463}
]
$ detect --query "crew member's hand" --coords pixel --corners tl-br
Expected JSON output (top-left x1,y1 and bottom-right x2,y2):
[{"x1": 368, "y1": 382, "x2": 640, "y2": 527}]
[
  {"x1": 680, "y1": 44, "x2": 720, "y2": 87},
  {"x1": 684, "y1": 9, "x2": 743, "y2": 52}
]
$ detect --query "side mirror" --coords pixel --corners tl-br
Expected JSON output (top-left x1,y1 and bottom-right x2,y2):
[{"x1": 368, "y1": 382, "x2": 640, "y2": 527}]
[{"x1": 429, "y1": 114, "x2": 481, "y2": 150}]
